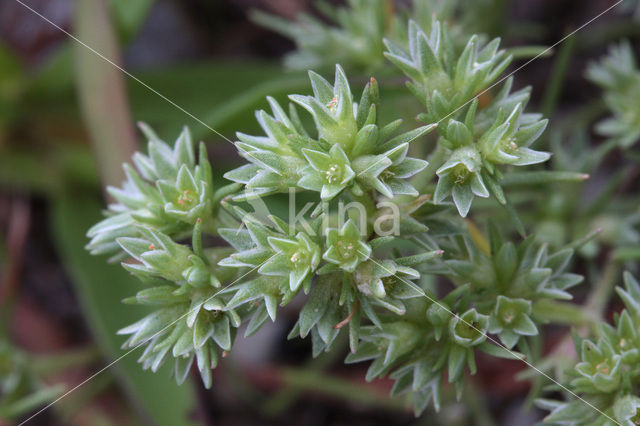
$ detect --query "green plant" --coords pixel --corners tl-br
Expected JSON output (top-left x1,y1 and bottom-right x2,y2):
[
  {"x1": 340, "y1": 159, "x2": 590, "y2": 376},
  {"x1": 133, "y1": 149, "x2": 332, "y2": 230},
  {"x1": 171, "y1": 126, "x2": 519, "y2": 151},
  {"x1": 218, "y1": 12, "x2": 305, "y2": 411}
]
[
  {"x1": 251, "y1": 0, "x2": 510, "y2": 73},
  {"x1": 86, "y1": 0, "x2": 640, "y2": 422},
  {"x1": 0, "y1": 340, "x2": 64, "y2": 419},
  {"x1": 537, "y1": 273, "x2": 640, "y2": 425},
  {"x1": 587, "y1": 41, "x2": 640, "y2": 149}
]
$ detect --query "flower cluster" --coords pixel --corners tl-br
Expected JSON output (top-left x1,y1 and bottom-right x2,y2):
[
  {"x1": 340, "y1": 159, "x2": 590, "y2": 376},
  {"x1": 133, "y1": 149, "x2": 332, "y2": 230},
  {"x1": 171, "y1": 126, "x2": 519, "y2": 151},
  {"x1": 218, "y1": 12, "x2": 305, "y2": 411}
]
[
  {"x1": 587, "y1": 41, "x2": 640, "y2": 149},
  {"x1": 85, "y1": 1, "x2": 640, "y2": 421},
  {"x1": 251, "y1": 0, "x2": 502, "y2": 73},
  {"x1": 385, "y1": 20, "x2": 550, "y2": 217},
  {"x1": 85, "y1": 127, "x2": 238, "y2": 388},
  {"x1": 384, "y1": 20, "x2": 510, "y2": 123},
  {"x1": 442, "y1": 228, "x2": 583, "y2": 347},
  {"x1": 344, "y1": 225, "x2": 585, "y2": 414},
  {"x1": 251, "y1": 0, "x2": 392, "y2": 72},
  {"x1": 224, "y1": 65, "x2": 433, "y2": 201},
  {"x1": 219, "y1": 204, "x2": 435, "y2": 356},
  {"x1": 345, "y1": 292, "x2": 523, "y2": 415},
  {"x1": 539, "y1": 273, "x2": 640, "y2": 425},
  {"x1": 87, "y1": 62, "x2": 442, "y2": 390},
  {"x1": 86, "y1": 125, "x2": 228, "y2": 260},
  {"x1": 116, "y1": 224, "x2": 240, "y2": 388},
  {"x1": 433, "y1": 99, "x2": 549, "y2": 216}
]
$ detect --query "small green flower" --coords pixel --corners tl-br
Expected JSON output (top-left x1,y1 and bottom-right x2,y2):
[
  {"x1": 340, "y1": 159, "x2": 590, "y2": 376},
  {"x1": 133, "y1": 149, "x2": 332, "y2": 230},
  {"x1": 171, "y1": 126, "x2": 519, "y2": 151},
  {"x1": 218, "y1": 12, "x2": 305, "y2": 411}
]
[
  {"x1": 158, "y1": 164, "x2": 212, "y2": 224},
  {"x1": 290, "y1": 66, "x2": 358, "y2": 150},
  {"x1": 298, "y1": 144, "x2": 356, "y2": 200},
  {"x1": 380, "y1": 144, "x2": 428, "y2": 196},
  {"x1": 355, "y1": 143, "x2": 428, "y2": 198},
  {"x1": 574, "y1": 339, "x2": 622, "y2": 393},
  {"x1": 449, "y1": 308, "x2": 489, "y2": 347},
  {"x1": 118, "y1": 228, "x2": 194, "y2": 283},
  {"x1": 434, "y1": 146, "x2": 489, "y2": 217},
  {"x1": 488, "y1": 296, "x2": 537, "y2": 348},
  {"x1": 433, "y1": 101, "x2": 549, "y2": 218},
  {"x1": 447, "y1": 308, "x2": 489, "y2": 385},
  {"x1": 478, "y1": 104, "x2": 549, "y2": 167},
  {"x1": 323, "y1": 220, "x2": 371, "y2": 272},
  {"x1": 259, "y1": 232, "x2": 321, "y2": 291}
]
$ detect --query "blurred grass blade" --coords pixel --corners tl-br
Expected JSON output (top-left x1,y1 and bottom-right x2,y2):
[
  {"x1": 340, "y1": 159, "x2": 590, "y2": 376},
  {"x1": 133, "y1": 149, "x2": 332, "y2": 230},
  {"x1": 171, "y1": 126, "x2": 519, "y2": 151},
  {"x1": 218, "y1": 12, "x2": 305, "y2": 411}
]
[
  {"x1": 541, "y1": 35, "x2": 575, "y2": 118},
  {"x1": 74, "y1": 0, "x2": 137, "y2": 187},
  {"x1": 501, "y1": 171, "x2": 589, "y2": 187},
  {"x1": 506, "y1": 45, "x2": 552, "y2": 60},
  {"x1": 50, "y1": 193, "x2": 198, "y2": 426},
  {"x1": 127, "y1": 62, "x2": 308, "y2": 141},
  {"x1": 1, "y1": 385, "x2": 65, "y2": 419}
]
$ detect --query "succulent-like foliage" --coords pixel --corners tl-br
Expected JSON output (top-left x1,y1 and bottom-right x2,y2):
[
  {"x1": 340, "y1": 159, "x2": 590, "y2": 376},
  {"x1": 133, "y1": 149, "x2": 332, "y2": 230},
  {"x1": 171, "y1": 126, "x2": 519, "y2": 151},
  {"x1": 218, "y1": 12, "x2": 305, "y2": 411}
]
[
  {"x1": 345, "y1": 290, "x2": 521, "y2": 415},
  {"x1": 217, "y1": 203, "x2": 432, "y2": 356},
  {"x1": 433, "y1": 101, "x2": 549, "y2": 216},
  {"x1": 587, "y1": 41, "x2": 640, "y2": 149},
  {"x1": 261, "y1": 232, "x2": 321, "y2": 291},
  {"x1": 384, "y1": 20, "x2": 511, "y2": 124},
  {"x1": 538, "y1": 273, "x2": 640, "y2": 425},
  {"x1": 340, "y1": 225, "x2": 588, "y2": 415},
  {"x1": 116, "y1": 225, "x2": 240, "y2": 389},
  {"x1": 323, "y1": 220, "x2": 371, "y2": 272},
  {"x1": 435, "y1": 114, "x2": 549, "y2": 215},
  {"x1": 383, "y1": 20, "x2": 549, "y2": 217},
  {"x1": 85, "y1": 4, "x2": 640, "y2": 422},
  {"x1": 86, "y1": 125, "x2": 225, "y2": 260},
  {"x1": 251, "y1": 0, "x2": 506, "y2": 73},
  {"x1": 224, "y1": 65, "x2": 434, "y2": 201},
  {"x1": 251, "y1": 0, "x2": 391, "y2": 72},
  {"x1": 0, "y1": 341, "x2": 64, "y2": 419},
  {"x1": 444, "y1": 228, "x2": 584, "y2": 303}
]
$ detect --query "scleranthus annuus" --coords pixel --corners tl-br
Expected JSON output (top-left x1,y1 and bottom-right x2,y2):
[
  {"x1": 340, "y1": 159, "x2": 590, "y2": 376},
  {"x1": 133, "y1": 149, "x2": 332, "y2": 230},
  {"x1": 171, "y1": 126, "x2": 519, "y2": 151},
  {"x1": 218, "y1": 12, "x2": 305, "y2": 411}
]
[{"x1": 86, "y1": 3, "x2": 640, "y2": 421}]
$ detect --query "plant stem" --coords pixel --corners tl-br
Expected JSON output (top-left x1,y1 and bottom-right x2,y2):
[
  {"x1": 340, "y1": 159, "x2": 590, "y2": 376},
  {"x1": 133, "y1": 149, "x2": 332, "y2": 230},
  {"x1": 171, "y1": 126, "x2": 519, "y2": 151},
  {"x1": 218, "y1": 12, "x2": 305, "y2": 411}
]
[
  {"x1": 276, "y1": 367, "x2": 406, "y2": 412},
  {"x1": 585, "y1": 256, "x2": 621, "y2": 321},
  {"x1": 507, "y1": 45, "x2": 553, "y2": 60}
]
